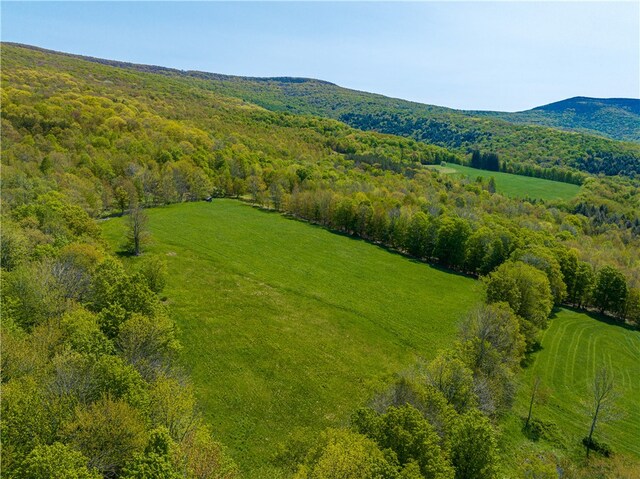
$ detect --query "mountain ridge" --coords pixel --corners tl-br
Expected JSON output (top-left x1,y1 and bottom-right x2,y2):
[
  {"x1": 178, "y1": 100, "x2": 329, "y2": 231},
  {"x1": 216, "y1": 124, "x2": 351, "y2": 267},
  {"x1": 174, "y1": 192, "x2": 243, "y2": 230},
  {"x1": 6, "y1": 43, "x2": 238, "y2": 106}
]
[
  {"x1": 3, "y1": 42, "x2": 640, "y2": 178},
  {"x1": 470, "y1": 96, "x2": 640, "y2": 142}
]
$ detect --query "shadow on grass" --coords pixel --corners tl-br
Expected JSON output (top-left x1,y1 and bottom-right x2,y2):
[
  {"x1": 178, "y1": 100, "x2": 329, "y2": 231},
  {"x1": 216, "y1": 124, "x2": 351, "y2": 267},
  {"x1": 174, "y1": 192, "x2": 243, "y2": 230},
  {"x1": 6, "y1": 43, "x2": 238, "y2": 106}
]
[
  {"x1": 550, "y1": 305, "x2": 637, "y2": 333},
  {"x1": 114, "y1": 249, "x2": 136, "y2": 258}
]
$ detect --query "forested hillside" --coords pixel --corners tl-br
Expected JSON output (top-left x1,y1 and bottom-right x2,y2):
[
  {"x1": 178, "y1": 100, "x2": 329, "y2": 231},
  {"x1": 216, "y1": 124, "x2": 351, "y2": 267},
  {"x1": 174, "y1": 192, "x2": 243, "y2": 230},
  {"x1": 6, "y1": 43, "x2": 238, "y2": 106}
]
[
  {"x1": 6, "y1": 43, "x2": 640, "y2": 181},
  {"x1": 471, "y1": 97, "x2": 640, "y2": 142},
  {"x1": 2, "y1": 42, "x2": 639, "y2": 478}
]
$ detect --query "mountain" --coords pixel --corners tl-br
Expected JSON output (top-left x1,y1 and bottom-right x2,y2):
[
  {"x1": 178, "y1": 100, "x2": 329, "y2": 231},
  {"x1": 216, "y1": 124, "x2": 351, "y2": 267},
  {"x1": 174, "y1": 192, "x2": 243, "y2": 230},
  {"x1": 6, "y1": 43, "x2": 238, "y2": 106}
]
[
  {"x1": 470, "y1": 97, "x2": 640, "y2": 142},
  {"x1": 4, "y1": 42, "x2": 640, "y2": 181}
]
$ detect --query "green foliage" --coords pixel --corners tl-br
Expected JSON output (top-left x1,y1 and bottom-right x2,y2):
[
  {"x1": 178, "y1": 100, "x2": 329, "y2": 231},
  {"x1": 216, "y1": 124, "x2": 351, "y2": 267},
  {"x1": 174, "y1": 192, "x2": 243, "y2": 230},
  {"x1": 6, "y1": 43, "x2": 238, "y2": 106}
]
[
  {"x1": 0, "y1": 219, "x2": 29, "y2": 271},
  {"x1": 484, "y1": 261, "x2": 553, "y2": 349},
  {"x1": 370, "y1": 378, "x2": 458, "y2": 449},
  {"x1": 455, "y1": 303, "x2": 524, "y2": 416},
  {"x1": 592, "y1": 265, "x2": 628, "y2": 316},
  {"x1": 121, "y1": 429, "x2": 181, "y2": 479},
  {"x1": 89, "y1": 257, "x2": 160, "y2": 322},
  {"x1": 18, "y1": 442, "x2": 99, "y2": 479},
  {"x1": 2, "y1": 43, "x2": 638, "y2": 478},
  {"x1": 175, "y1": 424, "x2": 240, "y2": 479},
  {"x1": 63, "y1": 395, "x2": 148, "y2": 477},
  {"x1": 2, "y1": 261, "x2": 68, "y2": 329},
  {"x1": 624, "y1": 288, "x2": 640, "y2": 324},
  {"x1": 137, "y1": 255, "x2": 168, "y2": 293},
  {"x1": 433, "y1": 216, "x2": 471, "y2": 268},
  {"x1": 523, "y1": 418, "x2": 562, "y2": 444},
  {"x1": 352, "y1": 405, "x2": 454, "y2": 479},
  {"x1": 450, "y1": 411, "x2": 498, "y2": 479},
  {"x1": 116, "y1": 312, "x2": 181, "y2": 380},
  {"x1": 511, "y1": 245, "x2": 567, "y2": 304},
  {"x1": 425, "y1": 354, "x2": 477, "y2": 414},
  {"x1": 0, "y1": 377, "x2": 63, "y2": 472},
  {"x1": 148, "y1": 375, "x2": 198, "y2": 441},
  {"x1": 60, "y1": 307, "x2": 114, "y2": 356},
  {"x1": 294, "y1": 428, "x2": 399, "y2": 479},
  {"x1": 121, "y1": 453, "x2": 181, "y2": 479},
  {"x1": 515, "y1": 449, "x2": 558, "y2": 479},
  {"x1": 474, "y1": 97, "x2": 640, "y2": 143}
]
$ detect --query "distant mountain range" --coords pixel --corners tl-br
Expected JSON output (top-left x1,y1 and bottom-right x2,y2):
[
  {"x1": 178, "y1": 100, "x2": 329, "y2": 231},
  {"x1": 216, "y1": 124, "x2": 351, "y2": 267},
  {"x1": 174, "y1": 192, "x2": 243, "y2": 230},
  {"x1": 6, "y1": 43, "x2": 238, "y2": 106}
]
[
  {"x1": 5, "y1": 43, "x2": 640, "y2": 177},
  {"x1": 470, "y1": 97, "x2": 640, "y2": 142}
]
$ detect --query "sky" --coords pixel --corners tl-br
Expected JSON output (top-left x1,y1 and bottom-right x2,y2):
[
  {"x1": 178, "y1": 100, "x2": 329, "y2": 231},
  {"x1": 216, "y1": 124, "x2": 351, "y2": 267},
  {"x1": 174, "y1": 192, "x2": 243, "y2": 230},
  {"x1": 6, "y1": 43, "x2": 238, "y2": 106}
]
[{"x1": 2, "y1": 1, "x2": 639, "y2": 111}]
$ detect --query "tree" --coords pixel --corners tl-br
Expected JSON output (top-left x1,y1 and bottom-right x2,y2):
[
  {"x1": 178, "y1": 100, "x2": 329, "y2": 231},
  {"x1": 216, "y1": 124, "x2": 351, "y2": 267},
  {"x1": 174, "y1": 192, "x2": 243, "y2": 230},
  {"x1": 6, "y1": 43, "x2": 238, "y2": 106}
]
[
  {"x1": 294, "y1": 428, "x2": 398, "y2": 479},
  {"x1": 126, "y1": 205, "x2": 150, "y2": 256},
  {"x1": 247, "y1": 175, "x2": 266, "y2": 203},
  {"x1": 570, "y1": 261, "x2": 594, "y2": 308},
  {"x1": 512, "y1": 246, "x2": 567, "y2": 304},
  {"x1": 149, "y1": 375, "x2": 198, "y2": 441},
  {"x1": 425, "y1": 353, "x2": 477, "y2": 414},
  {"x1": 584, "y1": 367, "x2": 618, "y2": 458},
  {"x1": 458, "y1": 303, "x2": 525, "y2": 372},
  {"x1": 352, "y1": 405, "x2": 454, "y2": 479},
  {"x1": 19, "y1": 442, "x2": 100, "y2": 479},
  {"x1": 482, "y1": 153, "x2": 500, "y2": 172},
  {"x1": 484, "y1": 261, "x2": 553, "y2": 350},
  {"x1": 116, "y1": 313, "x2": 181, "y2": 380},
  {"x1": 470, "y1": 150, "x2": 482, "y2": 169},
  {"x1": 269, "y1": 181, "x2": 285, "y2": 210},
  {"x1": 121, "y1": 428, "x2": 181, "y2": 479},
  {"x1": 137, "y1": 255, "x2": 168, "y2": 293},
  {"x1": 63, "y1": 395, "x2": 147, "y2": 477},
  {"x1": 405, "y1": 212, "x2": 435, "y2": 258},
  {"x1": 175, "y1": 424, "x2": 239, "y2": 479},
  {"x1": 433, "y1": 216, "x2": 471, "y2": 269},
  {"x1": 487, "y1": 177, "x2": 496, "y2": 194},
  {"x1": 624, "y1": 288, "x2": 640, "y2": 325},
  {"x1": 592, "y1": 266, "x2": 628, "y2": 316},
  {"x1": 450, "y1": 411, "x2": 498, "y2": 479}
]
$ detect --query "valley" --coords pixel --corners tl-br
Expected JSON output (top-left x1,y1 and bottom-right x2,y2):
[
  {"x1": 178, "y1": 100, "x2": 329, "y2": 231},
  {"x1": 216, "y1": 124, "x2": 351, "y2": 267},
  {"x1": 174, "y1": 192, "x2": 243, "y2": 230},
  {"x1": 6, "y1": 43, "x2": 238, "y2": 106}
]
[{"x1": 2, "y1": 38, "x2": 639, "y2": 479}]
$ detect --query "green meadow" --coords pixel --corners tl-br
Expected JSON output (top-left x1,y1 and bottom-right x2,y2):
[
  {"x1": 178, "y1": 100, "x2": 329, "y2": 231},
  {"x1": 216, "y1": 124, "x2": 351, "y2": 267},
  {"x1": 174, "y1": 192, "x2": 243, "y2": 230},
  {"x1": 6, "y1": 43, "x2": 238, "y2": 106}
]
[
  {"x1": 506, "y1": 308, "x2": 640, "y2": 460},
  {"x1": 425, "y1": 163, "x2": 581, "y2": 201},
  {"x1": 101, "y1": 200, "x2": 482, "y2": 474}
]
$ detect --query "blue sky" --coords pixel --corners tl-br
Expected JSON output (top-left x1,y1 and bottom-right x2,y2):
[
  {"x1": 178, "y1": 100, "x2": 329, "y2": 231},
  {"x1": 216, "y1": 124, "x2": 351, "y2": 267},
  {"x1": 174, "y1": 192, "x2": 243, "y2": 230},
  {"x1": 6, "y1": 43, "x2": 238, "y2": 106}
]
[{"x1": 2, "y1": 2, "x2": 638, "y2": 111}]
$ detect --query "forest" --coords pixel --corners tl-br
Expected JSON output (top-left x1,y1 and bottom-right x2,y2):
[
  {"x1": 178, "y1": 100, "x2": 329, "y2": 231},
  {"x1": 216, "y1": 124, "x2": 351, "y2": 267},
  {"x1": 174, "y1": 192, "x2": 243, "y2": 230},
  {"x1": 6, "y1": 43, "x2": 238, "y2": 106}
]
[{"x1": 1, "y1": 43, "x2": 639, "y2": 478}]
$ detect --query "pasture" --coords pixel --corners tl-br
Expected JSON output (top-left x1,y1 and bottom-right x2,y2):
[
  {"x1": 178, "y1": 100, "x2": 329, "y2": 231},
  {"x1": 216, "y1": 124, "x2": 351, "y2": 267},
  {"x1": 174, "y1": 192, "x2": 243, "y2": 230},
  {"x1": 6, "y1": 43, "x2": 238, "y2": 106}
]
[
  {"x1": 425, "y1": 163, "x2": 581, "y2": 201},
  {"x1": 512, "y1": 308, "x2": 640, "y2": 459},
  {"x1": 101, "y1": 200, "x2": 482, "y2": 474}
]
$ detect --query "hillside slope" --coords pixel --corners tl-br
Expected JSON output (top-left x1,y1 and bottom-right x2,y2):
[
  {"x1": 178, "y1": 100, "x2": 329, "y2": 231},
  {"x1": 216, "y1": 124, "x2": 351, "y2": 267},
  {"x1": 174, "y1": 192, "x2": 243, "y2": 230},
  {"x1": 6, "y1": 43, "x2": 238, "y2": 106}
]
[
  {"x1": 101, "y1": 200, "x2": 482, "y2": 475},
  {"x1": 5, "y1": 43, "x2": 640, "y2": 179},
  {"x1": 471, "y1": 97, "x2": 640, "y2": 142}
]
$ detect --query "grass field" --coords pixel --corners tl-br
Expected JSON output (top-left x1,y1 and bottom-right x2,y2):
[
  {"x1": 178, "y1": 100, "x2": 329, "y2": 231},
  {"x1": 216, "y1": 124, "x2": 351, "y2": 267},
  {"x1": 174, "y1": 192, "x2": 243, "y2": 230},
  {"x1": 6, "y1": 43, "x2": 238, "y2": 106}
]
[
  {"x1": 425, "y1": 163, "x2": 581, "y2": 201},
  {"x1": 508, "y1": 308, "x2": 640, "y2": 459},
  {"x1": 101, "y1": 200, "x2": 482, "y2": 475}
]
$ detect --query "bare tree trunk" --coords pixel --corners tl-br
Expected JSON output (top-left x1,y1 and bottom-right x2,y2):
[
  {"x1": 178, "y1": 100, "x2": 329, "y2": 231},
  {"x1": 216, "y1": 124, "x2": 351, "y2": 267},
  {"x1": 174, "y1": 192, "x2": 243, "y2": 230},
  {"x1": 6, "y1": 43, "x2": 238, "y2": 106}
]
[
  {"x1": 127, "y1": 204, "x2": 149, "y2": 256},
  {"x1": 585, "y1": 367, "x2": 615, "y2": 458},
  {"x1": 525, "y1": 376, "x2": 540, "y2": 428}
]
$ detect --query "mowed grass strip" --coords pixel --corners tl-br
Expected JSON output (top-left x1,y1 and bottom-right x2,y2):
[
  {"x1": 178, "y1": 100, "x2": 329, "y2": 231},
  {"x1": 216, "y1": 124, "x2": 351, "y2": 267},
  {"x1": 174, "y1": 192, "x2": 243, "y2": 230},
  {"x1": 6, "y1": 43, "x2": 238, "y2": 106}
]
[
  {"x1": 101, "y1": 200, "x2": 481, "y2": 473},
  {"x1": 516, "y1": 308, "x2": 640, "y2": 458},
  {"x1": 425, "y1": 163, "x2": 581, "y2": 201}
]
